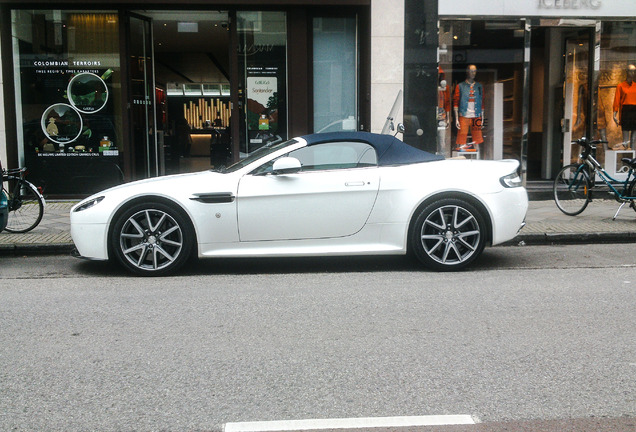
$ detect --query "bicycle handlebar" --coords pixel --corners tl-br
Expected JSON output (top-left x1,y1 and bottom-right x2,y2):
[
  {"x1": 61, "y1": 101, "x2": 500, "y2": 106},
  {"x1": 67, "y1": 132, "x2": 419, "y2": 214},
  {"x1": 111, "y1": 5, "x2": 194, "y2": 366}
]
[
  {"x1": 571, "y1": 138, "x2": 608, "y2": 147},
  {"x1": 2, "y1": 167, "x2": 27, "y2": 178}
]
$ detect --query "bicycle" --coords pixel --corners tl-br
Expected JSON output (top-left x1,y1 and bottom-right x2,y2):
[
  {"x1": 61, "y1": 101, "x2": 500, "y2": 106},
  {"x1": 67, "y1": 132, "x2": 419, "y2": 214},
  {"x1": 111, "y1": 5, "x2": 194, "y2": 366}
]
[
  {"x1": 1, "y1": 167, "x2": 46, "y2": 233},
  {"x1": 553, "y1": 137, "x2": 636, "y2": 219}
]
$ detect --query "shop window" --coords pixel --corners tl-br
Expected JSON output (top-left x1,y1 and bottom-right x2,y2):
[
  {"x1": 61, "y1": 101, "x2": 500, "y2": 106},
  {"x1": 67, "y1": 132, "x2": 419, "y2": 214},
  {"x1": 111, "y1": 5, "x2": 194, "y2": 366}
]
[
  {"x1": 438, "y1": 19, "x2": 525, "y2": 161},
  {"x1": 597, "y1": 22, "x2": 636, "y2": 152},
  {"x1": 313, "y1": 17, "x2": 358, "y2": 133},
  {"x1": 238, "y1": 11, "x2": 288, "y2": 155},
  {"x1": 11, "y1": 10, "x2": 123, "y2": 195},
  {"x1": 562, "y1": 21, "x2": 636, "y2": 180}
]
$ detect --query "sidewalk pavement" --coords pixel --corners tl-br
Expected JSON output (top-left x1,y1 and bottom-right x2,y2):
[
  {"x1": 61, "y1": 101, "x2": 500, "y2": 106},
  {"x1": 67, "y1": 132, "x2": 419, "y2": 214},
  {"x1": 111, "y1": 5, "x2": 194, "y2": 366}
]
[{"x1": 1, "y1": 199, "x2": 636, "y2": 255}]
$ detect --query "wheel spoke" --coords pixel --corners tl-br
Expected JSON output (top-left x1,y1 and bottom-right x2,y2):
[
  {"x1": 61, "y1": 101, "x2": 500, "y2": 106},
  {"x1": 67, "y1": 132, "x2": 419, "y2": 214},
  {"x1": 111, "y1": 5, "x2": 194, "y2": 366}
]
[
  {"x1": 121, "y1": 232, "x2": 144, "y2": 239},
  {"x1": 136, "y1": 245, "x2": 150, "y2": 267},
  {"x1": 160, "y1": 225, "x2": 179, "y2": 238},
  {"x1": 151, "y1": 248, "x2": 159, "y2": 269},
  {"x1": 441, "y1": 242, "x2": 451, "y2": 262},
  {"x1": 424, "y1": 217, "x2": 445, "y2": 231},
  {"x1": 421, "y1": 235, "x2": 444, "y2": 254},
  {"x1": 129, "y1": 218, "x2": 146, "y2": 236},
  {"x1": 154, "y1": 245, "x2": 176, "y2": 263},
  {"x1": 150, "y1": 212, "x2": 167, "y2": 232},
  {"x1": 451, "y1": 242, "x2": 465, "y2": 262},
  {"x1": 455, "y1": 213, "x2": 475, "y2": 229},
  {"x1": 123, "y1": 242, "x2": 146, "y2": 255},
  {"x1": 456, "y1": 234, "x2": 478, "y2": 251},
  {"x1": 161, "y1": 238, "x2": 182, "y2": 247}
]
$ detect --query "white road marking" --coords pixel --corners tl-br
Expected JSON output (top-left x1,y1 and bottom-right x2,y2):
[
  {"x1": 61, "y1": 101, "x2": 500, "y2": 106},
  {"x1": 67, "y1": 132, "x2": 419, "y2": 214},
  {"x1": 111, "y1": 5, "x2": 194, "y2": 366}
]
[{"x1": 224, "y1": 415, "x2": 476, "y2": 432}]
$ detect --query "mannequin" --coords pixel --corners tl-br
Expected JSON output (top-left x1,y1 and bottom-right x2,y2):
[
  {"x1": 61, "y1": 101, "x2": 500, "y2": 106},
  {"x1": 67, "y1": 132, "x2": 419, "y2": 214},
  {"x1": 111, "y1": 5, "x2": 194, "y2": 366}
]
[
  {"x1": 453, "y1": 64, "x2": 484, "y2": 152},
  {"x1": 437, "y1": 67, "x2": 451, "y2": 156},
  {"x1": 612, "y1": 64, "x2": 636, "y2": 150}
]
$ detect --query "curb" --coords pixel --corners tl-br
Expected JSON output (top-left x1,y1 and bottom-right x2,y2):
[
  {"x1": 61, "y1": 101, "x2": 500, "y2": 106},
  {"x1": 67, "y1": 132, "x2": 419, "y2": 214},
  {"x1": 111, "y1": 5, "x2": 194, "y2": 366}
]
[
  {"x1": 0, "y1": 242, "x2": 75, "y2": 255},
  {"x1": 506, "y1": 231, "x2": 636, "y2": 246}
]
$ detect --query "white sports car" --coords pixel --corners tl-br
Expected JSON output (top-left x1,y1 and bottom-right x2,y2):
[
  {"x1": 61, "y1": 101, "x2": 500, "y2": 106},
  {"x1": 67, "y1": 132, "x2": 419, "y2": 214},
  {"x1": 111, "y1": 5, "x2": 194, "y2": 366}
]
[{"x1": 71, "y1": 132, "x2": 528, "y2": 275}]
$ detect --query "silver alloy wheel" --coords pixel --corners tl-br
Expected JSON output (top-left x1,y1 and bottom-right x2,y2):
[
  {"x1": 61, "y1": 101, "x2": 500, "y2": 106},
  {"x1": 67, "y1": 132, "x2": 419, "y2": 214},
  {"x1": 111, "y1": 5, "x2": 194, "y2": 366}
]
[
  {"x1": 118, "y1": 208, "x2": 184, "y2": 271},
  {"x1": 420, "y1": 204, "x2": 481, "y2": 265}
]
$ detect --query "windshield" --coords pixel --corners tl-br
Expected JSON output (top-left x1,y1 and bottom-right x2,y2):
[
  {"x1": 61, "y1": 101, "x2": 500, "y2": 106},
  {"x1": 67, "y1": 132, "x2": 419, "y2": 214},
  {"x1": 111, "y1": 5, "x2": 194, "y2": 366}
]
[{"x1": 214, "y1": 139, "x2": 299, "y2": 173}]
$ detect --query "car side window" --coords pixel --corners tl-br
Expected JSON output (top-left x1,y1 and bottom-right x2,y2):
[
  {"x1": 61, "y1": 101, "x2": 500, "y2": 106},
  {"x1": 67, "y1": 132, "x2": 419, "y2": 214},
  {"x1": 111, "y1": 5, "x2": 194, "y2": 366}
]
[{"x1": 288, "y1": 142, "x2": 377, "y2": 171}]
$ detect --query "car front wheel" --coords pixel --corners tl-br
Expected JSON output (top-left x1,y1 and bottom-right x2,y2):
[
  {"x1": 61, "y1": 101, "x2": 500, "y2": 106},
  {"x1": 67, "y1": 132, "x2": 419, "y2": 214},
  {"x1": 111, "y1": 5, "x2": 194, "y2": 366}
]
[
  {"x1": 110, "y1": 201, "x2": 194, "y2": 276},
  {"x1": 411, "y1": 198, "x2": 486, "y2": 271}
]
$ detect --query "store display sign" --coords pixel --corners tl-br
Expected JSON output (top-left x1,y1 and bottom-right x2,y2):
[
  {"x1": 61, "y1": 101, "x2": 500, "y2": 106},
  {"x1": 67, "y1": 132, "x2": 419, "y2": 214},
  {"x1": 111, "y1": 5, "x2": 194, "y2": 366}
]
[
  {"x1": 439, "y1": 0, "x2": 635, "y2": 17},
  {"x1": 246, "y1": 69, "x2": 279, "y2": 134},
  {"x1": 25, "y1": 60, "x2": 118, "y2": 156}
]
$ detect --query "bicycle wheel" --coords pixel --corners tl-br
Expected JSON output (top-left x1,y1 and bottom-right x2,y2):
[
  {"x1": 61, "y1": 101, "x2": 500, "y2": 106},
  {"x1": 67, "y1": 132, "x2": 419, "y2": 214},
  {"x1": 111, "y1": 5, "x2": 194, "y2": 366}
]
[
  {"x1": 4, "y1": 179, "x2": 44, "y2": 233},
  {"x1": 553, "y1": 163, "x2": 591, "y2": 216}
]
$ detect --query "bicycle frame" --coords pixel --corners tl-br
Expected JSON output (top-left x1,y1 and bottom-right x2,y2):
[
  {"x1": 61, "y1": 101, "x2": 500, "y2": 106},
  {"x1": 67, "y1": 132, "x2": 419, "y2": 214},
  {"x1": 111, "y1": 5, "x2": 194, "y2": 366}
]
[
  {"x1": 2, "y1": 169, "x2": 43, "y2": 210},
  {"x1": 582, "y1": 153, "x2": 636, "y2": 201},
  {"x1": 2, "y1": 172, "x2": 25, "y2": 211},
  {"x1": 554, "y1": 137, "x2": 636, "y2": 219}
]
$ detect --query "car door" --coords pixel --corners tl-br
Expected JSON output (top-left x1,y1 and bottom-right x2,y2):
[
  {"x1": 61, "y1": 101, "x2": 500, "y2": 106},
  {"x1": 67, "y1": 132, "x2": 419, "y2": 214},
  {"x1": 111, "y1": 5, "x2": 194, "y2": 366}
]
[{"x1": 237, "y1": 141, "x2": 380, "y2": 241}]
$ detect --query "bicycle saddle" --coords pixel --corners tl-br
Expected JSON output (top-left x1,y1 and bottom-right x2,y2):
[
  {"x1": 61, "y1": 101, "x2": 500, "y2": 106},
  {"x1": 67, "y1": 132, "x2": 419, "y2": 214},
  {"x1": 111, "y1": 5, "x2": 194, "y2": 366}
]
[{"x1": 620, "y1": 158, "x2": 636, "y2": 169}]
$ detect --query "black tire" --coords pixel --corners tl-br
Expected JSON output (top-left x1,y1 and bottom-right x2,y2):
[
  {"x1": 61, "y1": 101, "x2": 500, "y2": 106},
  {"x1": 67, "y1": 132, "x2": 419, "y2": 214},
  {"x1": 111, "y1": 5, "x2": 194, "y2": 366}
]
[
  {"x1": 553, "y1": 164, "x2": 591, "y2": 216},
  {"x1": 411, "y1": 198, "x2": 487, "y2": 271},
  {"x1": 4, "y1": 180, "x2": 44, "y2": 233},
  {"x1": 110, "y1": 201, "x2": 194, "y2": 276}
]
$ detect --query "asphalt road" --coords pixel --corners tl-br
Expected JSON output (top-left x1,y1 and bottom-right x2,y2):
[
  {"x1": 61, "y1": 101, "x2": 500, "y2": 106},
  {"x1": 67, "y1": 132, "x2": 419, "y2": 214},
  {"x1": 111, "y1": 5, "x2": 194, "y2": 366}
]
[{"x1": 1, "y1": 244, "x2": 635, "y2": 431}]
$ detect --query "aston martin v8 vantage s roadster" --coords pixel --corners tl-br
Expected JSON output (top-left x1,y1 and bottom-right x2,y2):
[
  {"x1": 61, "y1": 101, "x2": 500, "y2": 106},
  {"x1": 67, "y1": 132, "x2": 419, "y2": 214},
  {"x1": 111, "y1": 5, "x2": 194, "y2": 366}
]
[{"x1": 71, "y1": 132, "x2": 528, "y2": 275}]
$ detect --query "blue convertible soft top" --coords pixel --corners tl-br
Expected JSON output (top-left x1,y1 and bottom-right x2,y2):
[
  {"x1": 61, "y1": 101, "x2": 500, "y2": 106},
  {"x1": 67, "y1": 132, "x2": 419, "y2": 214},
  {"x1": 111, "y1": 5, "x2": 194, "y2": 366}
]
[{"x1": 301, "y1": 132, "x2": 444, "y2": 166}]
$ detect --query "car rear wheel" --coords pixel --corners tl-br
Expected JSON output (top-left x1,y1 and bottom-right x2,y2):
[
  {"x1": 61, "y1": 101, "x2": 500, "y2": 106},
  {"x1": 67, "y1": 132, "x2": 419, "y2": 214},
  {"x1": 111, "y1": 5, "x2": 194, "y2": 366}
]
[
  {"x1": 110, "y1": 201, "x2": 193, "y2": 276},
  {"x1": 411, "y1": 198, "x2": 486, "y2": 271}
]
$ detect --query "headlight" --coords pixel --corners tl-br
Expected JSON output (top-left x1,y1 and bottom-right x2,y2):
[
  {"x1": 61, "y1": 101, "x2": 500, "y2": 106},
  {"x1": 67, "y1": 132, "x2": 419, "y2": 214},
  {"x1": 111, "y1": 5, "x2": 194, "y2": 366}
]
[
  {"x1": 500, "y1": 172, "x2": 522, "y2": 188},
  {"x1": 74, "y1": 196, "x2": 105, "y2": 212}
]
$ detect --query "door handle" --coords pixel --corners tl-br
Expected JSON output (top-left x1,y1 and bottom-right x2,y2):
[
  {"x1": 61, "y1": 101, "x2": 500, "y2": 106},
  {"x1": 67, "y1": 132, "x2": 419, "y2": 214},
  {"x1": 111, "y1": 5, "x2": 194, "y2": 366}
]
[{"x1": 345, "y1": 181, "x2": 367, "y2": 187}]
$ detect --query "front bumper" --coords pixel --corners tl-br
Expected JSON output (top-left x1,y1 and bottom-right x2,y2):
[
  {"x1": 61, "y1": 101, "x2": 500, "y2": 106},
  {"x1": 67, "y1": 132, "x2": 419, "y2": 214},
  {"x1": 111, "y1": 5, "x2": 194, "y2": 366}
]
[{"x1": 70, "y1": 222, "x2": 109, "y2": 260}]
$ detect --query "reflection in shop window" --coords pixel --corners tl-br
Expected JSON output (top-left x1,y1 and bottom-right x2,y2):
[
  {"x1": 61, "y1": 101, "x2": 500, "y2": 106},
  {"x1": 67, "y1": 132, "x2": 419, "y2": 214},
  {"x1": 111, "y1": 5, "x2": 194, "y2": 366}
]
[{"x1": 313, "y1": 17, "x2": 358, "y2": 133}]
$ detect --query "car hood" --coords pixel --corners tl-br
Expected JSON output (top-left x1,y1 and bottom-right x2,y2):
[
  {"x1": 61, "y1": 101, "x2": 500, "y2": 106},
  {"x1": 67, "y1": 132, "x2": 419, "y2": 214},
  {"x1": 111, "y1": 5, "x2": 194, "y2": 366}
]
[{"x1": 74, "y1": 170, "x2": 236, "y2": 211}]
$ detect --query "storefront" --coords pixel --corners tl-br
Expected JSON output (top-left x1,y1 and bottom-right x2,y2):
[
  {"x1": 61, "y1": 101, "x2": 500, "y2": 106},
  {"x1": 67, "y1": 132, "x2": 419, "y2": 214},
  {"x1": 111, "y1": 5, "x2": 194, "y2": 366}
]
[
  {"x1": 405, "y1": 0, "x2": 636, "y2": 182},
  {"x1": 0, "y1": 1, "x2": 371, "y2": 195},
  {"x1": 4, "y1": 0, "x2": 634, "y2": 196}
]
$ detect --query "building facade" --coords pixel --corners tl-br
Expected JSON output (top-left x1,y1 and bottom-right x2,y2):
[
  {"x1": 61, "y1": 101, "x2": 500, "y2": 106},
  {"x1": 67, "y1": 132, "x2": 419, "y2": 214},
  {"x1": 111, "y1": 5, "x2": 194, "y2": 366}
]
[
  {"x1": 0, "y1": 0, "x2": 408, "y2": 196},
  {"x1": 1, "y1": 0, "x2": 634, "y2": 196}
]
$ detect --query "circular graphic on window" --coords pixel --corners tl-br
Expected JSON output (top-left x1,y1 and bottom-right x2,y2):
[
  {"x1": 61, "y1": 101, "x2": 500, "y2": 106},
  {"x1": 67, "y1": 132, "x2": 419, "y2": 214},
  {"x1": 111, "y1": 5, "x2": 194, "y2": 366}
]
[
  {"x1": 67, "y1": 72, "x2": 109, "y2": 113},
  {"x1": 41, "y1": 103, "x2": 83, "y2": 145}
]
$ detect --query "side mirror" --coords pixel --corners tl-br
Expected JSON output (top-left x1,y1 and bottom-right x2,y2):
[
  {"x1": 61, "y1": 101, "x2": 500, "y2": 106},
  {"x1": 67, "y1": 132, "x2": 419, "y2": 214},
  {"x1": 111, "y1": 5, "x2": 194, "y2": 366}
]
[{"x1": 272, "y1": 157, "x2": 301, "y2": 175}]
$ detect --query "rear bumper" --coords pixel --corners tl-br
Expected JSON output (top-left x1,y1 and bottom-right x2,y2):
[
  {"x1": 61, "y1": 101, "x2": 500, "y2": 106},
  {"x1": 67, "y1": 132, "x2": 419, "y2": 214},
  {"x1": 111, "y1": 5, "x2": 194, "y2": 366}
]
[{"x1": 484, "y1": 187, "x2": 529, "y2": 245}]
